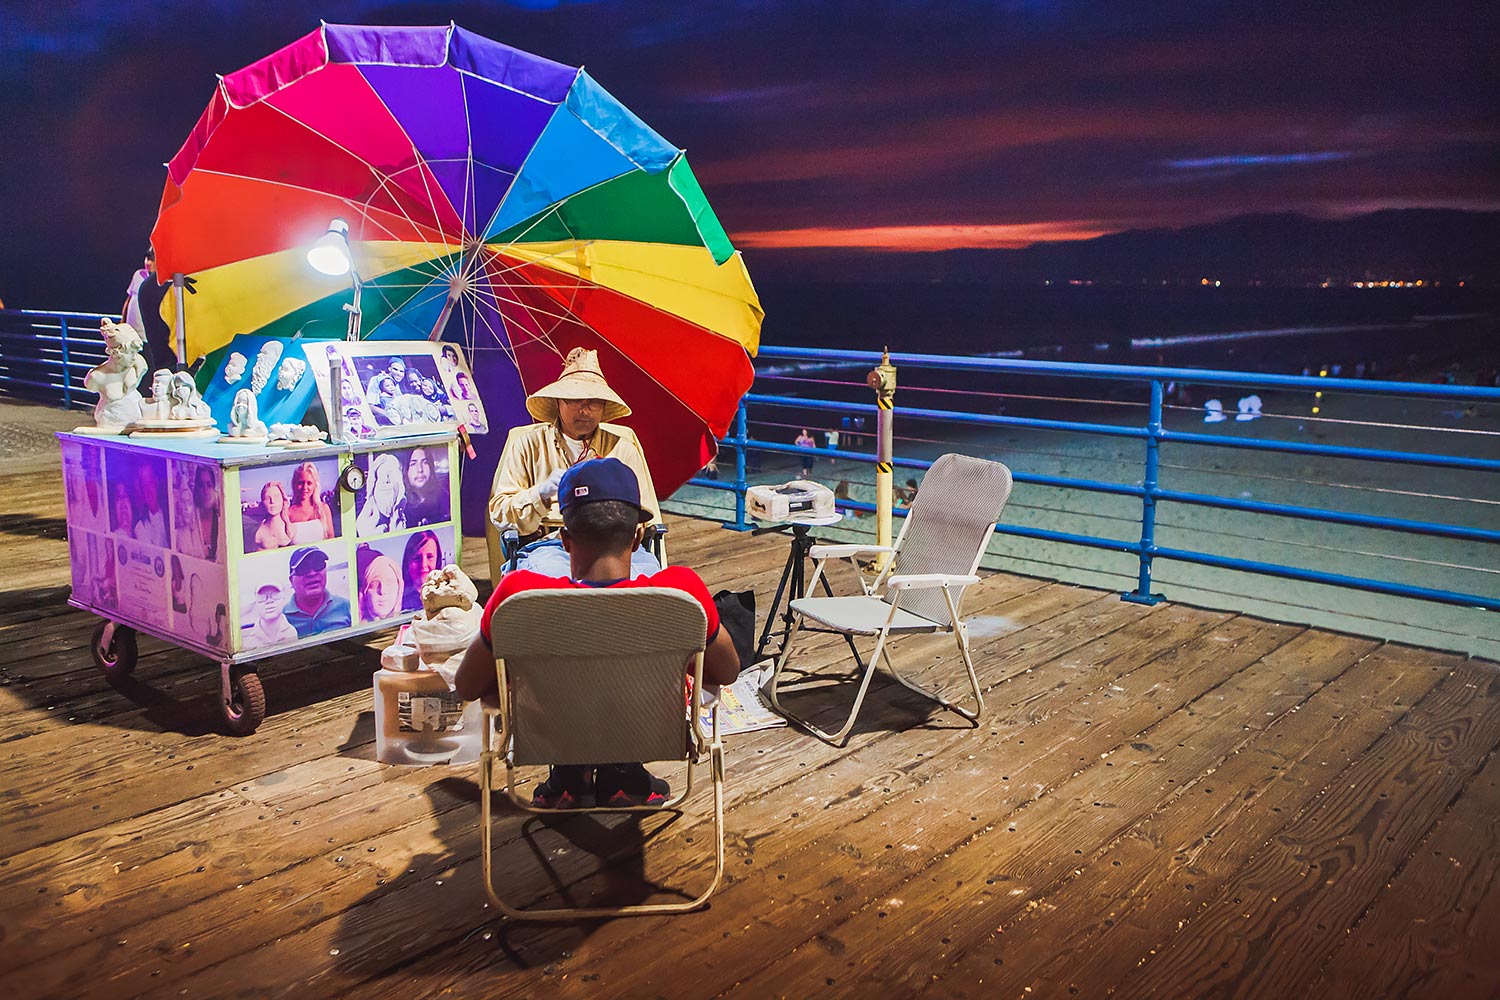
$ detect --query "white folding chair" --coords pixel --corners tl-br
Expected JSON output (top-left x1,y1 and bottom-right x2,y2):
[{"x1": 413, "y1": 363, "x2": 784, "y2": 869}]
[
  {"x1": 479, "y1": 587, "x2": 724, "y2": 919},
  {"x1": 769, "y1": 454, "x2": 1014, "y2": 746}
]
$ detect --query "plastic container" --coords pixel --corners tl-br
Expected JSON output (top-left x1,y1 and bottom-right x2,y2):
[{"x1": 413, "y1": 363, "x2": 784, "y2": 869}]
[{"x1": 373, "y1": 661, "x2": 482, "y2": 766}]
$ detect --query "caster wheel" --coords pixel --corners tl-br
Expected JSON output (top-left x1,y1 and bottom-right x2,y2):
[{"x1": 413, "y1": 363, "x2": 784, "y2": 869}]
[
  {"x1": 223, "y1": 669, "x2": 266, "y2": 736},
  {"x1": 91, "y1": 621, "x2": 138, "y2": 679}
]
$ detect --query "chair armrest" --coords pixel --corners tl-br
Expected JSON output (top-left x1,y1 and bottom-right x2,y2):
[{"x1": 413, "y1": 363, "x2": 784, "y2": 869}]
[
  {"x1": 809, "y1": 544, "x2": 895, "y2": 560},
  {"x1": 887, "y1": 573, "x2": 979, "y2": 591}
]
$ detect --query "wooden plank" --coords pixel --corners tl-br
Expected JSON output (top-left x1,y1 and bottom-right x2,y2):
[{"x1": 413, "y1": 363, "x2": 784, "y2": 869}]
[
  {"x1": 118, "y1": 586, "x2": 1139, "y2": 998},
  {"x1": 713, "y1": 628, "x2": 1371, "y2": 999},
  {"x1": 929, "y1": 642, "x2": 1464, "y2": 997},
  {"x1": 346, "y1": 605, "x2": 1256, "y2": 1000},
  {"x1": 1310, "y1": 724, "x2": 1500, "y2": 1000},
  {"x1": 1108, "y1": 657, "x2": 1500, "y2": 1000}
]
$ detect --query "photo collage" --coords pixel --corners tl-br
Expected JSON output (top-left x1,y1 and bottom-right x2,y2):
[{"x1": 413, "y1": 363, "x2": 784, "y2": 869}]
[
  {"x1": 235, "y1": 449, "x2": 456, "y2": 649},
  {"x1": 62, "y1": 440, "x2": 231, "y2": 653},
  {"x1": 305, "y1": 341, "x2": 488, "y2": 443}
]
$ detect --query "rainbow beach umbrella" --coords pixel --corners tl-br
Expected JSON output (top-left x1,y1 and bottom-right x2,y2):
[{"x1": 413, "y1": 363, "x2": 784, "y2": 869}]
[{"x1": 151, "y1": 22, "x2": 762, "y2": 531}]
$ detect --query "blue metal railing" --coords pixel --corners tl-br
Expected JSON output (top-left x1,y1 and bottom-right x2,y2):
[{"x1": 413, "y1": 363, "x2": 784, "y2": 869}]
[
  {"x1": 5, "y1": 311, "x2": 1497, "y2": 628},
  {"x1": 0, "y1": 309, "x2": 112, "y2": 410},
  {"x1": 688, "y1": 346, "x2": 1500, "y2": 619}
]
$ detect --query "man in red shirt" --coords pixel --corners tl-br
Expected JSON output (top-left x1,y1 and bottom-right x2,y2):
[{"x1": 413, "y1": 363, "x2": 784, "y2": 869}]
[{"x1": 456, "y1": 457, "x2": 740, "y2": 808}]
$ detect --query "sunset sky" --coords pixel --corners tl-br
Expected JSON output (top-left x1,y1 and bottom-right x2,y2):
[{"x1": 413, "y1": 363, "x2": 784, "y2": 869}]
[{"x1": 1, "y1": 0, "x2": 1496, "y2": 305}]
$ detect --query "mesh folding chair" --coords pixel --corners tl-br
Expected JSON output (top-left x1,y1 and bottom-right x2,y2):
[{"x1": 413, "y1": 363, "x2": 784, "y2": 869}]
[
  {"x1": 479, "y1": 587, "x2": 725, "y2": 919},
  {"x1": 768, "y1": 454, "x2": 1014, "y2": 746}
]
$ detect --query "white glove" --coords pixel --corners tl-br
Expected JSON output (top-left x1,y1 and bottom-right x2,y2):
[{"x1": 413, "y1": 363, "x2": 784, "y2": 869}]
[{"x1": 537, "y1": 468, "x2": 566, "y2": 504}]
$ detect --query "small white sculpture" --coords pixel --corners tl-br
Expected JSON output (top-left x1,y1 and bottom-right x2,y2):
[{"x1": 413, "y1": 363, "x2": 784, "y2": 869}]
[
  {"x1": 276, "y1": 357, "x2": 306, "y2": 391},
  {"x1": 1235, "y1": 394, "x2": 1263, "y2": 422},
  {"x1": 79, "y1": 319, "x2": 147, "y2": 433},
  {"x1": 223, "y1": 352, "x2": 248, "y2": 384},
  {"x1": 421, "y1": 565, "x2": 479, "y2": 616},
  {"x1": 268, "y1": 422, "x2": 328, "y2": 446},
  {"x1": 1203, "y1": 399, "x2": 1227, "y2": 423},
  {"x1": 168, "y1": 372, "x2": 212, "y2": 421},
  {"x1": 225, "y1": 388, "x2": 269, "y2": 441},
  {"x1": 249, "y1": 341, "x2": 284, "y2": 394},
  {"x1": 139, "y1": 367, "x2": 175, "y2": 420}
]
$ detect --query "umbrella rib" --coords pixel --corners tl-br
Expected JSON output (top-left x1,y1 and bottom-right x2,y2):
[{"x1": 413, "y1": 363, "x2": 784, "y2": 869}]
[
  {"x1": 466, "y1": 271, "x2": 569, "y2": 359},
  {"x1": 255, "y1": 94, "x2": 463, "y2": 254}
]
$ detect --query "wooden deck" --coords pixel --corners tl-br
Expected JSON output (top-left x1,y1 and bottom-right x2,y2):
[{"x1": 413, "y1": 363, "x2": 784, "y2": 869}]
[{"x1": 3, "y1": 460, "x2": 1499, "y2": 1000}]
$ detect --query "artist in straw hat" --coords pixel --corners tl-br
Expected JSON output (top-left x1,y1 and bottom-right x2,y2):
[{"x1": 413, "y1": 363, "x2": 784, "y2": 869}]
[{"x1": 488, "y1": 347, "x2": 662, "y2": 579}]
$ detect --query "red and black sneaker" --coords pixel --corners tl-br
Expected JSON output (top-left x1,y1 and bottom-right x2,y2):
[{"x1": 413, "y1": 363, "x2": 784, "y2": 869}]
[
  {"x1": 595, "y1": 763, "x2": 669, "y2": 807},
  {"x1": 531, "y1": 765, "x2": 594, "y2": 809}
]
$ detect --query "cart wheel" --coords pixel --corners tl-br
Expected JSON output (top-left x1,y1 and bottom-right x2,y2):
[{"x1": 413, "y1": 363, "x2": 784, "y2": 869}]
[
  {"x1": 223, "y1": 669, "x2": 266, "y2": 736},
  {"x1": 91, "y1": 621, "x2": 138, "y2": 678}
]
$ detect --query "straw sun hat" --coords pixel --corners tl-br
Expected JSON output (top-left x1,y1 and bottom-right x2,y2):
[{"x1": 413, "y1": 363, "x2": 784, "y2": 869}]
[{"x1": 524, "y1": 348, "x2": 632, "y2": 424}]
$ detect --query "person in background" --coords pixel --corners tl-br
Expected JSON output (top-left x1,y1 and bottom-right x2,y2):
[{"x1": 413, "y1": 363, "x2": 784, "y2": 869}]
[
  {"x1": 400, "y1": 529, "x2": 444, "y2": 614},
  {"x1": 794, "y1": 428, "x2": 816, "y2": 477},
  {"x1": 283, "y1": 547, "x2": 351, "y2": 638},
  {"x1": 287, "y1": 462, "x2": 335, "y2": 542},
  {"x1": 122, "y1": 247, "x2": 176, "y2": 388},
  {"x1": 456, "y1": 458, "x2": 740, "y2": 809}
]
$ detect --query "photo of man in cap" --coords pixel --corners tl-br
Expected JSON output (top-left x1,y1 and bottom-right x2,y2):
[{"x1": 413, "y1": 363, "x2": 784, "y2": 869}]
[
  {"x1": 242, "y1": 582, "x2": 299, "y2": 649},
  {"x1": 284, "y1": 546, "x2": 351, "y2": 638}
]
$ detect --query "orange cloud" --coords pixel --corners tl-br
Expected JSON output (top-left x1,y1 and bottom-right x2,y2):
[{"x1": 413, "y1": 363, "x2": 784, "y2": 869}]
[{"x1": 732, "y1": 221, "x2": 1116, "y2": 252}]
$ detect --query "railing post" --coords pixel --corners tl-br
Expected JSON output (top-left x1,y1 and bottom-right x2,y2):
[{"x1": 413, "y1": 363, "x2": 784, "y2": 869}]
[
  {"x1": 869, "y1": 348, "x2": 898, "y2": 570},
  {"x1": 722, "y1": 400, "x2": 752, "y2": 531},
  {"x1": 58, "y1": 317, "x2": 72, "y2": 408},
  {"x1": 1123, "y1": 378, "x2": 1165, "y2": 605}
]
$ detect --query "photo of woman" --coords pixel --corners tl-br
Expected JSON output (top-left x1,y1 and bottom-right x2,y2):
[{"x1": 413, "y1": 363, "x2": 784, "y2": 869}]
[
  {"x1": 400, "y1": 529, "x2": 445, "y2": 614},
  {"x1": 356, "y1": 543, "x2": 404, "y2": 622},
  {"x1": 402, "y1": 446, "x2": 449, "y2": 527},
  {"x1": 205, "y1": 603, "x2": 229, "y2": 649},
  {"x1": 355, "y1": 453, "x2": 406, "y2": 537},
  {"x1": 175, "y1": 463, "x2": 222, "y2": 562},
  {"x1": 287, "y1": 462, "x2": 335, "y2": 543},
  {"x1": 240, "y1": 458, "x2": 342, "y2": 554}
]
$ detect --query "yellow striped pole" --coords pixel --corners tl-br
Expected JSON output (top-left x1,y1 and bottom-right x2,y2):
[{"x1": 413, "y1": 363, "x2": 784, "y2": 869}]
[{"x1": 867, "y1": 348, "x2": 898, "y2": 569}]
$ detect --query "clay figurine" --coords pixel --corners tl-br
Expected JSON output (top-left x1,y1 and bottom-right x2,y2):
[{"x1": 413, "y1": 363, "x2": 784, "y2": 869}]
[
  {"x1": 168, "y1": 372, "x2": 212, "y2": 421},
  {"x1": 222, "y1": 388, "x2": 269, "y2": 443},
  {"x1": 276, "y1": 357, "x2": 306, "y2": 391},
  {"x1": 78, "y1": 319, "x2": 148, "y2": 433},
  {"x1": 223, "y1": 351, "x2": 248, "y2": 384},
  {"x1": 249, "y1": 341, "x2": 284, "y2": 394},
  {"x1": 139, "y1": 367, "x2": 175, "y2": 420},
  {"x1": 420, "y1": 565, "x2": 479, "y2": 616},
  {"x1": 268, "y1": 423, "x2": 328, "y2": 447}
]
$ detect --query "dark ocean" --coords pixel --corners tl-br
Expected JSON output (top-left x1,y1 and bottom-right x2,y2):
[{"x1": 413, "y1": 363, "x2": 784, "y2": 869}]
[{"x1": 752, "y1": 282, "x2": 1500, "y2": 379}]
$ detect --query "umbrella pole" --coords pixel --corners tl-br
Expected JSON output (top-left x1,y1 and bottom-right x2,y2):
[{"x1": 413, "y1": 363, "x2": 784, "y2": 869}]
[
  {"x1": 869, "y1": 348, "x2": 898, "y2": 572},
  {"x1": 171, "y1": 273, "x2": 187, "y2": 365}
]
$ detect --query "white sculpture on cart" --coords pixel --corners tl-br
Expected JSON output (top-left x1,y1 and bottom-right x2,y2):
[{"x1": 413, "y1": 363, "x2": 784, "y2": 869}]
[
  {"x1": 249, "y1": 341, "x2": 283, "y2": 394},
  {"x1": 133, "y1": 368, "x2": 218, "y2": 439},
  {"x1": 224, "y1": 388, "x2": 269, "y2": 442},
  {"x1": 77, "y1": 319, "x2": 148, "y2": 434},
  {"x1": 223, "y1": 351, "x2": 248, "y2": 384}
]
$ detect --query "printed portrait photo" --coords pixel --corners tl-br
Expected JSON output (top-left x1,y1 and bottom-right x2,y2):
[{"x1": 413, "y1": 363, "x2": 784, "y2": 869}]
[{"x1": 239, "y1": 457, "x2": 343, "y2": 553}]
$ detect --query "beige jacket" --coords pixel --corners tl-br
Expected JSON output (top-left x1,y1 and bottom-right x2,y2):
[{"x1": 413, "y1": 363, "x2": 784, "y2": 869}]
[{"x1": 488, "y1": 421, "x2": 661, "y2": 536}]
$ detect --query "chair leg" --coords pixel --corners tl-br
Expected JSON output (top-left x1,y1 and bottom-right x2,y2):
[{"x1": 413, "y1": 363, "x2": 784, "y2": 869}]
[
  {"x1": 769, "y1": 618, "x2": 889, "y2": 747},
  {"x1": 880, "y1": 628, "x2": 985, "y2": 724},
  {"x1": 480, "y1": 744, "x2": 725, "y2": 920}
]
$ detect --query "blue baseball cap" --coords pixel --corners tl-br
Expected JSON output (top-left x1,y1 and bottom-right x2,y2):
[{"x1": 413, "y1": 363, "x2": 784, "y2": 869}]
[
  {"x1": 558, "y1": 457, "x2": 651, "y2": 523},
  {"x1": 289, "y1": 546, "x2": 329, "y2": 574}
]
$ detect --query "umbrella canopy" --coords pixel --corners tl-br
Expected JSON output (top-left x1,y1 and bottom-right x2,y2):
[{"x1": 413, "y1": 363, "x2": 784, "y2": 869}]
[{"x1": 151, "y1": 22, "x2": 762, "y2": 532}]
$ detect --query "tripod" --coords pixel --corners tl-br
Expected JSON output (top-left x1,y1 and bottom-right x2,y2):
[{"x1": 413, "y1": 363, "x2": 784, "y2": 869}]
[{"x1": 754, "y1": 521, "x2": 860, "y2": 662}]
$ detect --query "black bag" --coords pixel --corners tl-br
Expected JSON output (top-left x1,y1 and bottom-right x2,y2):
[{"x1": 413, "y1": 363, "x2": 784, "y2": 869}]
[{"x1": 712, "y1": 589, "x2": 757, "y2": 668}]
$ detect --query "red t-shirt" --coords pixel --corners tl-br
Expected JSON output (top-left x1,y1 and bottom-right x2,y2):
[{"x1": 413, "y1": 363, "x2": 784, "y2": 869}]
[{"x1": 479, "y1": 567, "x2": 721, "y2": 657}]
